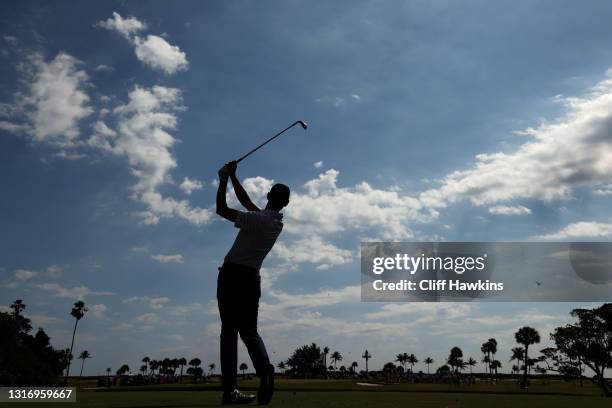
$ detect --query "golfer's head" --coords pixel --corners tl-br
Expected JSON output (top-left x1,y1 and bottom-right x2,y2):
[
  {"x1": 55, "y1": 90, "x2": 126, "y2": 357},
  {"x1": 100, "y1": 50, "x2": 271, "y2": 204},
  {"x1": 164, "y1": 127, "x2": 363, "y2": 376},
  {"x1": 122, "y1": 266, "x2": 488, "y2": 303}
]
[{"x1": 267, "y1": 183, "x2": 290, "y2": 209}]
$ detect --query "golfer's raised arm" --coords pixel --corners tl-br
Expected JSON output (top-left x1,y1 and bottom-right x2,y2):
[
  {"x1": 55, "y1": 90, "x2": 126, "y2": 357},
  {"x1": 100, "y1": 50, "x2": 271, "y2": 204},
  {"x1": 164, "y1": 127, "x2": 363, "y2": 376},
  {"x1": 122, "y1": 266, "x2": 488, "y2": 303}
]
[
  {"x1": 216, "y1": 163, "x2": 238, "y2": 222},
  {"x1": 230, "y1": 163, "x2": 260, "y2": 212}
]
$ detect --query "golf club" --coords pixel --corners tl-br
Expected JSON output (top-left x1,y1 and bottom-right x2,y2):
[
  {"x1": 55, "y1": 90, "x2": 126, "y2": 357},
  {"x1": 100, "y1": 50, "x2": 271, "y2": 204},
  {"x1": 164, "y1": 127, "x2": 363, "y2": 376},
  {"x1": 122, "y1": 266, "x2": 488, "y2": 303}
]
[{"x1": 235, "y1": 120, "x2": 308, "y2": 163}]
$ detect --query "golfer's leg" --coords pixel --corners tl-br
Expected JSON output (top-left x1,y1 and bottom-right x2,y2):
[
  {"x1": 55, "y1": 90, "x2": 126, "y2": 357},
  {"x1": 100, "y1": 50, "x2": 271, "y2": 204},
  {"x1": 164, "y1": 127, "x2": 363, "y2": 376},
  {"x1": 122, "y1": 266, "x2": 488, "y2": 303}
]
[
  {"x1": 238, "y1": 277, "x2": 269, "y2": 377},
  {"x1": 218, "y1": 269, "x2": 239, "y2": 392}
]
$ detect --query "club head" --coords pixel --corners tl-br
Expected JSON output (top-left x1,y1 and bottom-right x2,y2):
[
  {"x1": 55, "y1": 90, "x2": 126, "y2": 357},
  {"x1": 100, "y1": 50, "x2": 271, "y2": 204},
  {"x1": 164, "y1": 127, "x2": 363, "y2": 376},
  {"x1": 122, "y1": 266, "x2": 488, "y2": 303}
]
[{"x1": 296, "y1": 120, "x2": 308, "y2": 130}]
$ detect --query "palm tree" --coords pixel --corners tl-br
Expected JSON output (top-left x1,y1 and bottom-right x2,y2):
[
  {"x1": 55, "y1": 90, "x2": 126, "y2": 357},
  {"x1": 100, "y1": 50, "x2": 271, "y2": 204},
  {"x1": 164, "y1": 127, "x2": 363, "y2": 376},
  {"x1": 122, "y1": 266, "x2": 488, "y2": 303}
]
[
  {"x1": 323, "y1": 347, "x2": 330, "y2": 375},
  {"x1": 480, "y1": 338, "x2": 497, "y2": 378},
  {"x1": 150, "y1": 360, "x2": 159, "y2": 376},
  {"x1": 407, "y1": 354, "x2": 418, "y2": 373},
  {"x1": 490, "y1": 360, "x2": 502, "y2": 379},
  {"x1": 140, "y1": 364, "x2": 147, "y2": 375},
  {"x1": 65, "y1": 301, "x2": 87, "y2": 381},
  {"x1": 208, "y1": 363, "x2": 215, "y2": 376},
  {"x1": 142, "y1": 357, "x2": 150, "y2": 375},
  {"x1": 447, "y1": 346, "x2": 463, "y2": 373},
  {"x1": 277, "y1": 361, "x2": 286, "y2": 374},
  {"x1": 330, "y1": 351, "x2": 343, "y2": 369},
  {"x1": 362, "y1": 350, "x2": 371, "y2": 374},
  {"x1": 509, "y1": 347, "x2": 524, "y2": 380},
  {"x1": 467, "y1": 357, "x2": 477, "y2": 376},
  {"x1": 515, "y1": 326, "x2": 540, "y2": 389},
  {"x1": 178, "y1": 358, "x2": 187, "y2": 382},
  {"x1": 424, "y1": 357, "x2": 434, "y2": 374},
  {"x1": 10, "y1": 299, "x2": 25, "y2": 315},
  {"x1": 351, "y1": 361, "x2": 358, "y2": 374},
  {"x1": 395, "y1": 353, "x2": 407, "y2": 371},
  {"x1": 239, "y1": 363, "x2": 248, "y2": 376},
  {"x1": 78, "y1": 350, "x2": 91, "y2": 377}
]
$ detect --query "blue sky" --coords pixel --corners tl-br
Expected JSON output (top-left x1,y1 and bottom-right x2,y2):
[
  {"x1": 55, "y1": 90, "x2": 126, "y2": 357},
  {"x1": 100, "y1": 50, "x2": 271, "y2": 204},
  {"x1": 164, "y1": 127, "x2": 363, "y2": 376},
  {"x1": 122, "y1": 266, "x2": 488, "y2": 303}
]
[{"x1": 1, "y1": 0, "x2": 612, "y2": 376}]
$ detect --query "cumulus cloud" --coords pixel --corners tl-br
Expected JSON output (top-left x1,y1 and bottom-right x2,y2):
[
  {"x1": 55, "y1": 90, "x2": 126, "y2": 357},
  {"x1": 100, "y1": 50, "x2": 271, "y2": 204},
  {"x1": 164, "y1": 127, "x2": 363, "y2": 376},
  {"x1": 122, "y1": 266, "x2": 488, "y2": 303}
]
[
  {"x1": 98, "y1": 12, "x2": 188, "y2": 75},
  {"x1": 90, "y1": 303, "x2": 108, "y2": 319},
  {"x1": 419, "y1": 72, "x2": 612, "y2": 209},
  {"x1": 46, "y1": 265, "x2": 62, "y2": 277},
  {"x1": 0, "y1": 53, "x2": 92, "y2": 147},
  {"x1": 273, "y1": 236, "x2": 353, "y2": 270},
  {"x1": 124, "y1": 295, "x2": 171, "y2": 309},
  {"x1": 151, "y1": 254, "x2": 184, "y2": 264},
  {"x1": 97, "y1": 12, "x2": 146, "y2": 38},
  {"x1": 133, "y1": 35, "x2": 188, "y2": 74},
  {"x1": 313, "y1": 161, "x2": 323, "y2": 169},
  {"x1": 88, "y1": 86, "x2": 212, "y2": 225},
  {"x1": 95, "y1": 64, "x2": 114, "y2": 72},
  {"x1": 15, "y1": 269, "x2": 38, "y2": 281},
  {"x1": 488, "y1": 205, "x2": 532, "y2": 216},
  {"x1": 535, "y1": 221, "x2": 612, "y2": 240},
  {"x1": 179, "y1": 177, "x2": 203, "y2": 194},
  {"x1": 36, "y1": 283, "x2": 114, "y2": 299}
]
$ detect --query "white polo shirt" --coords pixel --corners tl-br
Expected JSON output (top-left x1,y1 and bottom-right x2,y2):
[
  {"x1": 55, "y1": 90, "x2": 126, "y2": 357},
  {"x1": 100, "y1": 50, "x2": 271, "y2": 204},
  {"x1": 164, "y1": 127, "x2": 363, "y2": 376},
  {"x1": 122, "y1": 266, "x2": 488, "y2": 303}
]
[{"x1": 224, "y1": 209, "x2": 284, "y2": 270}]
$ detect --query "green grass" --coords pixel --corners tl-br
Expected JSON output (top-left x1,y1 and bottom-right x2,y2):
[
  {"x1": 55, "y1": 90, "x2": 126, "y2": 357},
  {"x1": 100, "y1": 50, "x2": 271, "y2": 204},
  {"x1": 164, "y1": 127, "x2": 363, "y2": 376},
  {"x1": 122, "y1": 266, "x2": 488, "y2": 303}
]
[{"x1": 9, "y1": 379, "x2": 610, "y2": 407}]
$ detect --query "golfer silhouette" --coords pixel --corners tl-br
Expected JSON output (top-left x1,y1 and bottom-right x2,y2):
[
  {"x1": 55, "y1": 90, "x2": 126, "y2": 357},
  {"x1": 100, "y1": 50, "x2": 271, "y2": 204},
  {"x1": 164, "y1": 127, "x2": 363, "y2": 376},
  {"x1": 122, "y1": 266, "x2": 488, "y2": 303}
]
[{"x1": 216, "y1": 160, "x2": 290, "y2": 405}]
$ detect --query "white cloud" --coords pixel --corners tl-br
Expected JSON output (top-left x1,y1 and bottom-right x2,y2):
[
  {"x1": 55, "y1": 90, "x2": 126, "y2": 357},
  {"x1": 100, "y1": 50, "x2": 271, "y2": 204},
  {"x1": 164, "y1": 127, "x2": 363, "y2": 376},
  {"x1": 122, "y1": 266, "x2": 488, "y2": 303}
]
[
  {"x1": 88, "y1": 86, "x2": 212, "y2": 226},
  {"x1": 313, "y1": 161, "x2": 323, "y2": 169},
  {"x1": 90, "y1": 303, "x2": 108, "y2": 319},
  {"x1": 3, "y1": 35, "x2": 18, "y2": 45},
  {"x1": 316, "y1": 95, "x2": 345, "y2": 107},
  {"x1": 133, "y1": 35, "x2": 188, "y2": 74},
  {"x1": 46, "y1": 265, "x2": 62, "y2": 277},
  {"x1": 15, "y1": 269, "x2": 38, "y2": 281},
  {"x1": 179, "y1": 177, "x2": 203, "y2": 194},
  {"x1": 136, "y1": 312, "x2": 159, "y2": 324},
  {"x1": 97, "y1": 12, "x2": 146, "y2": 39},
  {"x1": 36, "y1": 283, "x2": 114, "y2": 299},
  {"x1": 1, "y1": 53, "x2": 92, "y2": 147},
  {"x1": 419, "y1": 72, "x2": 612, "y2": 209},
  {"x1": 535, "y1": 221, "x2": 612, "y2": 240},
  {"x1": 124, "y1": 295, "x2": 166, "y2": 308},
  {"x1": 273, "y1": 236, "x2": 353, "y2": 270},
  {"x1": 98, "y1": 12, "x2": 188, "y2": 75},
  {"x1": 151, "y1": 254, "x2": 183, "y2": 264},
  {"x1": 488, "y1": 205, "x2": 532, "y2": 216},
  {"x1": 593, "y1": 184, "x2": 612, "y2": 196},
  {"x1": 95, "y1": 64, "x2": 114, "y2": 72}
]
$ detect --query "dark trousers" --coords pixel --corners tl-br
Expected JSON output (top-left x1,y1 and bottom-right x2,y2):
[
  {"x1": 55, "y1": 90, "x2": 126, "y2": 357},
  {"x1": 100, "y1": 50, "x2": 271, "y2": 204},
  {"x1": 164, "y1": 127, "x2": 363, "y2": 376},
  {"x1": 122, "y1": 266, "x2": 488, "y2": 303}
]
[{"x1": 217, "y1": 262, "x2": 270, "y2": 392}]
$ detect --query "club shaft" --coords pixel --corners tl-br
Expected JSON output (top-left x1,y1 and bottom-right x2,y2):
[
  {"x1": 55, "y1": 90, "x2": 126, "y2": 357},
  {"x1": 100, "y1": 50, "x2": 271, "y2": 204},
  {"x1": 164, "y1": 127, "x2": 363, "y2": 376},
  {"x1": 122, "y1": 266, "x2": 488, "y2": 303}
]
[{"x1": 236, "y1": 121, "x2": 301, "y2": 163}]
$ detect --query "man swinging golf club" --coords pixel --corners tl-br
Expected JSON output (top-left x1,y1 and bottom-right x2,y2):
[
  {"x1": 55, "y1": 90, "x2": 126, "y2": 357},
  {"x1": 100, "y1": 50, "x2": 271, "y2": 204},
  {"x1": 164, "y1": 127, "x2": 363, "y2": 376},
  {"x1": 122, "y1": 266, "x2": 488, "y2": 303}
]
[{"x1": 216, "y1": 159, "x2": 290, "y2": 405}]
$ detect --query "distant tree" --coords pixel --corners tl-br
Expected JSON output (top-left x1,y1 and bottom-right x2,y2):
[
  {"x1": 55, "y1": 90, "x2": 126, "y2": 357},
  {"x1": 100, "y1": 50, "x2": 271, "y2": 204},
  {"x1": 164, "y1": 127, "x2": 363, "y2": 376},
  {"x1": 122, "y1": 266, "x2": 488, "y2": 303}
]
[
  {"x1": 65, "y1": 301, "x2": 87, "y2": 381},
  {"x1": 208, "y1": 363, "x2": 215, "y2": 375},
  {"x1": 323, "y1": 347, "x2": 330, "y2": 374},
  {"x1": 467, "y1": 357, "x2": 477, "y2": 376},
  {"x1": 286, "y1": 343, "x2": 325, "y2": 378},
  {"x1": 490, "y1": 360, "x2": 502, "y2": 379},
  {"x1": 178, "y1": 358, "x2": 187, "y2": 382},
  {"x1": 142, "y1": 357, "x2": 150, "y2": 375},
  {"x1": 117, "y1": 364, "x2": 130, "y2": 377},
  {"x1": 239, "y1": 362, "x2": 248, "y2": 376},
  {"x1": 407, "y1": 354, "x2": 418, "y2": 373},
  {"x1": 510, "y1": 347, "x2": 524, "y2": 381},
  {"x1": 277, "y1": 361, "x2": 286, "y2": 374},
  {"x1": 424, "y1": 357, "x2": 434, "y2": 374},
  {"x1": 546, "y1": 304, "x2": 612, "y2": 396},
  {"x1": 330, "y1": 351, "x2": 343, "y2": 369},
  {"x1": 106, "y1": 367, "x2": 111, "y2": 380},
  {"x1": 437, "y1": 364, "x2": 451, "y2": 375},
  {"x1": 150, "y1": 360, "x2": 159, "y2": 376},
  {"x1": 78, "y1": 350, "x2": 91, "y2": 377},
  {"x1": 0, "y1": 302, "x2": 67, "y2": 385},
  {"x1": 383, "y1": 362, "x2": 397, "y2": 380},
  {"x1": 351, "y1": 361, "x2": 358, "y2": 374},
  {"x1": 362, "y1": 350, "x2": 372, "y2": 374},
  {"x1": 140, "y1": 365, "x2": 147, "y2": 375},
  {"x1": 481, "y1": 338, "x2": 497, "y2": 378},
  {"x1": 515, "y1": 326, "x2": 541, "y2": 389},
  {"x1": 395, "y1": 353, "x2": 407, "y2": 371},
  {"x1": 447, "y1": 347, "x2": 464, "y2": 373}
]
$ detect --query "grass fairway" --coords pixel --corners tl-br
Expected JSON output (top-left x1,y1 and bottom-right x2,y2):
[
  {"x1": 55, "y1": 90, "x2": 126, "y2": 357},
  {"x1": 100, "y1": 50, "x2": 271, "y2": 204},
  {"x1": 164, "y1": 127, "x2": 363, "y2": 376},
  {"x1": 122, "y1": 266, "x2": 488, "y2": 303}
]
[{"x1": 10, "y1": 379, "x2": 610, "y2": 407}]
